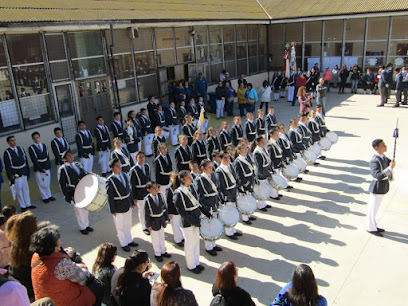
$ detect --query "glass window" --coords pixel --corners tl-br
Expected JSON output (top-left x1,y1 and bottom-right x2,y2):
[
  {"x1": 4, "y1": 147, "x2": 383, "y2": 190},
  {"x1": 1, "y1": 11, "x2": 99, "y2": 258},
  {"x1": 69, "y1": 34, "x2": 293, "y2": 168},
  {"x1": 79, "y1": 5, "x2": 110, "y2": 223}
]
[
  {"x1": 367, "y1": 18, "x2": 389, "y2": 41},
  {"x1": 155, "y1": 28, "x2": 174, "y2": 49},
  {"x1": 305, "y1": 21, "x2": 322, "y2": 42},
  {"x1": 209, "y1": 26, "x2": 222, "y2": 44},
  {"x1": 210, "y1": 63, "x2": 223, "y2": 83},
  {"x1": 72, "y1": 57, "x2": 106, "y2": 79},
  {"x1": 68, "y1": 31, "x2": 104, "y2": 58},
  {"x1": 286, "y1": 23, "x2": 302, "y2": 43},
  {"x1": 45, "y1": 34, "x2": 66, "y2": 61},
  {"x1": 236, "y1": 25, "x2": 247, "y2": 41},
  {"x1": 345, "y1": 19, "x2": 365, "y2": 41},
  {"x1": 237, "y1": 59, "x2": 247, "y2": 75},
  {"x1": 344, "y1": 42, "x2": 364, "y2": 68},
  {"x1": 50, "y1": 62, "x2": 70, "y2": 81},
  {"x1": 259, "y1": 25, "x2": 267, "y2": 71},
  {"x1": 248, "y1": 25, "x2": 257, "y2": 41},
  {"x1": 195, "y1": 45, "x2": 208, "y2": 63},
  {"x1": 224, "y1": 44, "x2": 236, "y2": 61},
  {"x1": 225, "y1": 61, "x2": 236, "y2": 78},
  {"x1": 117, "y1": 79, "x2": 136, "y2": 104},
  {"x1": 175, "y1": 27, "x2": 192, "y2": 48},
  {"x1": 269, "y1": 43, "x2": 284, "y2": 70},
  {"x1": 389, "y1": 16, "x2": 408, "y2": 68},
  {"x1": 194, "y1": 26, "x2": 208, "y2": 46},
  {"x1": 391, "y1": 16, "x2": 408, "y2": 40},
  {"x1": 323, "y1": 20, "x2": 343, "y2": 70},
  {"x1": 249, "y1": 57, "x2": 258, "y2": 74},
  {"x1": 137, "y1": 75, "x2": 158, "y2": 100},
  {"x1": 248, "y1": 42, "x2": 257, "y2": 57},
  {"x1": 305, "y1": 43, "x2": 321, "y2": 70},
  {"x1": 210, "y1": 45, "x2": 222, "y2": 63},
  {"x1": 237, "y1": 42, "x2": 247, "y2": 59},
  {"x1": 223, "y1": 26, "x2": 235, "y2": 43},
  {"x1": 105, "y1": 29, "x2": 132, "y2": 54},
  {"x1": 135, "y1": 51, "x2": 155, "y2": 75},
  {"x1": 20, "y1": 94, "x2": 55, "y2": 127},
  {"x1": 157, "y1": 49, "x2": 175, "y2": 66},
  {"x1": 8, "y1": 34, "x2": 43, "y2": 64},
  {"x1": 133, "y1": 28, "x2": 153, "y2": 51},
  {"x1": 324, "y1": 20, "x2": 343, "y2": 42},
  {"x1": 269, "y1": 24, "x2": 284, "y2": 44},
  {"x1": 177, "y1": 47, "x2": 193, "y2": 64},
  {"x1": 113, "y1": 54, "x2": 134, "y2": 79}
]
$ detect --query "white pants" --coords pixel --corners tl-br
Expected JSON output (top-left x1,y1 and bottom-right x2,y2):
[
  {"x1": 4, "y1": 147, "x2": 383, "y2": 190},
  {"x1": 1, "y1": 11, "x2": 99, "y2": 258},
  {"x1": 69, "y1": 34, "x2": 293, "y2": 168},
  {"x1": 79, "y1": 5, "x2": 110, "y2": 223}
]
[
  {"x1": 113, "y1": 209, "x2": 133, "y2": 247},
  {"x1": 241, "y1": 213, "x2": 249, "y2": 221},
  {"x1": 224, "y1": 202, "x2": 237, "y2": 236},
  {"x1": 170, "y1": 214, "x2": 184, "y2": 243},
  {"x1": 137, "y1": 142, "x2": 142, "y2": 152},
  {"x1": 367, "y1": 193, "x2": 384, "y2": 232},
  {"x1": 74, "y1": 205, "x2": 89, "y2": 230},
  {"x1": 163, "y1": 129, "x2": 170, "y2": 140},
  {"x1": 143, "y1": 134, "x2": 154, "y2": 156},
  {"x1": 80, "y1": 155, "x2": 94, "y2": 173},
  {"x1": 158, "y1": 183, "x2": 171, "y2": 205},
  {"x1": 204, "y1": 240, "x2": 216, "y2": 251},
  {"x1": 170, "y1": 125, "x2": 180, "y2": 146},
  {"x1": 137, "y1": 200, "x2": 147, "y2": 230},
  {"x1": 151, "y1": 227, "x2": 167, "y2": 256},
  {"x1": 274, "y1": 93, "x2": 279, "y2": 101},
  {"x1": 182, "y1": 226, "x2": 200, "y2": 270},
  {"x1": 34, "y1": 170, "x2": 52, "y2": 200},
  {"x1": 130, "y1": 152, "x2": 136, "y2": 165},
  {"x1": 98, "y1": 150, "x2": 110, "y2": 174},
  {"x1": 216, "y1": 99, "x2": 225, "y2": 118},
  {"x1": 288, "y1": 86, "x2": 295, "y2": 101},
  {"x1": 14, "y1": 176, "x2": 31, "y2": 208},
  {"x1": 280, "y1": 90, "x2": 286, "y2": 97},
  {"x1": 270, "y1": 186, "x2": 279, "y2": 198}
]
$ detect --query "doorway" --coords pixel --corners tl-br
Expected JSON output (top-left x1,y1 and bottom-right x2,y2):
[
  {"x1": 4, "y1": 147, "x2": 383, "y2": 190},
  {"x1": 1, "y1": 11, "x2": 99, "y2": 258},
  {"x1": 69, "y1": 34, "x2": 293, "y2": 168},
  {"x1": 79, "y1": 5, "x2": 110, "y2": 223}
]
[{"x1": 53, "y1": 83, "x2": 78, "y2": 143}]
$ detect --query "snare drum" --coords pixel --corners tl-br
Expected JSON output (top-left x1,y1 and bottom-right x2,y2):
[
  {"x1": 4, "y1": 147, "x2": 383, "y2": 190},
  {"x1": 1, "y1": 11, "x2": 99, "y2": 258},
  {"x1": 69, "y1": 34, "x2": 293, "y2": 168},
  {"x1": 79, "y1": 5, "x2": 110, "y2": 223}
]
[
  {"x1": 282, "y1": 163, "x2": 300, "y2": 180},
  {"x1": 199, "y1": 217, "x2": 224, "y2": 241},
  {"x1": 302, "y1": 149, "x2": 317, "y2": 165},
  {"x1": 253, "y1": 180, "x2": 273, "y2": 200},
  {"x1": 237, "y1": 194, "x2": 257, "y2": 215},
  {"x1": 293, "y1": 156, "x2": 308, "y2": 172},
  {"x1": 310, "y1": 142, "x2": 321, "y2": 156},
  {"x1": 320, "y1": 137, "x2": 332, "y2": 151},
  {"x1": 74, "y1": 174, "x2": 107, "y2": 212},
  {"x1": 218, "y1": 204, "x2": 240, "y2": 228},
  {"x1": 326, "y1": 131, "x2": 338, "y2": 144},
  {"x1": 269, "y1": 173, "x2": 288, "y2": 190}
]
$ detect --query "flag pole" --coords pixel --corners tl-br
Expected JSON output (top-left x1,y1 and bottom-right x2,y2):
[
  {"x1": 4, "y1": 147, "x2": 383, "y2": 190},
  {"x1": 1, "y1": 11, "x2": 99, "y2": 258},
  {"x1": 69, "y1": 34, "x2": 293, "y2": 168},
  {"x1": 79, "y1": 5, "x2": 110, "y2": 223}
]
[{"x1": 393, "y1": 118, "x2": 399, "y2": 160}]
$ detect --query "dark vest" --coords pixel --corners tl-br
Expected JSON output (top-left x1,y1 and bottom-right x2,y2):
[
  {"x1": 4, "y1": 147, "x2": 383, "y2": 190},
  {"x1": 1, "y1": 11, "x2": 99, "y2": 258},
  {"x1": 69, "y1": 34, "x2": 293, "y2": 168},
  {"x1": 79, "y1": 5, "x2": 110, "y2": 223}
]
[
  {"x1": 175, "y1": 145, "x2": 191, "y2": 171},
  {"x1": 29, "y1": 143, "x2": 51, "y2": 172},
  {"x1": 94, "y1": 125, "x2": 111, "y2": 151},
  {"x1": 154, "y1": 154, "x2": 173, "y2": 185},
  {"x1": 130, "y1": 164, "x2": 151, "y2": 200},
  {"x1": 106, "y1": 173, "x2": 132, "y2": 214}
]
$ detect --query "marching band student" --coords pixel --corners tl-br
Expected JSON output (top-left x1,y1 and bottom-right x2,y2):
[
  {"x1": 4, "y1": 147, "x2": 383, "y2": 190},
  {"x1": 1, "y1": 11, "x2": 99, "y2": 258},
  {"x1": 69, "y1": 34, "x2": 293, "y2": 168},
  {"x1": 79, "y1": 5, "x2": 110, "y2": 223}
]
[
  {"x1": 308, "y1": 110, "x2": 326, "y2": 160},
  {"x1": 207, "y1": 127, "x2": 221, "y2": 159},
  {"x1": 144, "y1": 181, "x2": 172, "y2": 262},
  {"x1": 175, "y1": 134, "x2": 192, "y2": 172},
  {"x1": 29, "y1": 132, "x2": 55, "y2": 203},
  {"x1": 189, "y1": 160, "x2": 200, "y2": 181},
  {"x1": 219, "y1": 121, "x2": 232, "y2": 152},
  {"x1": 4, "y1": 136, "x2": 35, "y2": 212},
  {"x1": 107, "y1": 158, "x2": 138, "y2": 252},
  {"x1": 187, "y1": 98, "x2": 199, "y2": 126},
  {"x1": 227, "y1": 145, "x2": 237, "y2": 163},
  {"x1": 125, "y1": 118, "x2": 139, "y2": 164},
  {"x1": 128, "y1": 110, "x2": 143, "y2": 152},
  {"x1": 231, "y1": 116, "x2": 244, "y2": 147},
  {"x1": 178, "y1": 100, "x2": 188, "y2": 126},
  {"x1": 154, "y1": 143, "x2": 173, "y2": 199},
  {"x1": 255, "y1": 109, "x2": 266, "y2": 137},
  {"x1": 287, "y1": 68, "x2": 296, "y2": 103},
  {"x1": 51, "y1": 127, "x2": 70, "y2": 172},
  {"x1": 277, "y1": 124, "x2": 303, "y2": 182},
  {"x1": 280, "y1": 71, "x2": 287, "y2": 98},
  {"x1": 315, "y1": 105, "x2": 328, "y2": 137},
  {"x1": 234, "y1": 143, "x2": 256, "y2": 225},
  {"x1": 212, "y1": 152, "x2": 221, "y2": 172},
  {"x1": 195, "y1": 159, "x2": 223, "y2": 256},
  {"x1": 154, "y1": 104, "x2": 170, "y2": 139},
  {"x1": 111, "y1": 137, "x2": 134, "y2": 174},
  {"x1": 169, "y1": 102, "x2": 179, "y2": 146},
  {"x1": 215, "y1": 151, "x2": 242, "y2": 240},
  {"x1": 297, "y1": 114, "x2": 312, "y2": 149},
  {"x1": 245, "y1": 112, "x2": 256, "y2": 143},
  {"x1": 75, "y1": 121, "x2": 95, "y2": 173},
  {"x1": 288, "y1": 119, "x2": 305, "y2": 154},
  {"x1": 111, "y1": 112, "x2": 128, "y2": 148},
  {"x1": 252, "y1": 136, "x2": 279, "y2": 205},
  {"x1": 173, "y1": 170, "x2": 211, "y2": 274},
  {"x1": 265, "y1": 107, "x2": 277, "y2": 133},
  {"x1": 130, "y1": 151, "x2": 151, "y2": 236},
  {"x1": 139, "y1": 108, "x2": 154, "y2": 157},
  {"x1": 191, "y1": 130, "x2": 207, "y2": 166},
  {"x1": 197, "y1": 96, "x2": 209, "y2": 133},
  {"x1": 153, "y1": 126, "x2": 167, "y2": 157},
  {"x1": 166, "y1": 172, "x2": 185, "y2": 247},
  {"x1": 272, "y1": 71, "x2": 280, "y2": 101},
  {"x1": 182, "y1": 114, "x2": 196, "y2": 146},
  {"x1": 94, "y1": 116, "x2": 111, "y2": 177},
  {"x1": 58, "y1": 150, "x2": 92, "y2": 235},
  {"x1": 268, "y1": 129, "x2": 293, "y2": 189}
]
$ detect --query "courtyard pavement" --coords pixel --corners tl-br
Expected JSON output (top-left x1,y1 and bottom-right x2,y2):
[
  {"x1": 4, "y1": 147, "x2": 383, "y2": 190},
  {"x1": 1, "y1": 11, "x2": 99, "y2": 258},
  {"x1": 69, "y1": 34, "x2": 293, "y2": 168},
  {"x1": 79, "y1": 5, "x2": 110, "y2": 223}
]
[{"x1": 4, "y1": 90, "x2": 408, "y2": 305}]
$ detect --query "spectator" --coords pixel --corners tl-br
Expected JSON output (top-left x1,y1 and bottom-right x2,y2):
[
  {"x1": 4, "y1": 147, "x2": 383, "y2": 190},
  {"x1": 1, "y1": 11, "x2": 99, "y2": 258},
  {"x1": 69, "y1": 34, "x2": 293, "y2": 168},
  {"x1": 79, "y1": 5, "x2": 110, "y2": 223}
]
[
  {"x1": 373, "y1": 67, "x2": 382, "y2": 95},
  {"x1": 6, "y1": 211, "x2": 38, "y2": 300},
  {"x1": 298, "y1": 86, "x2": 313, "y2": 115},
  {"x1": 237, "y1": 83, "x2": 247, "y2": 117},
  {"x1": 211, "y1": 261, "x2": 255, "y2": 306},
  {"x1": 331, "y1": 65, "x2": 339, "y2": 89},
  {"x1": 259, "y1": 80, "x2": 272, "y2": 114},
  {"x1": 151, "y1": 261, "x2": 198, "y2": 306},
  {"x1": 223, "y1": 73, "x2": 232, "y2": 88},
  {"x1": 244, "y1": 83, "x2": 258, "y2": 114},
  {"x1": 294, "y1": 72, "x2": 307, "y2": 106},
  {"x1": 378, "y1": 63, "x2": 393, "y2": 107},
  {"x1": 394, "y1": 68, "x2": 403, "y2": 108},
  {"x1": 402, "y1": 66, "x2": 408, "y2": 105},
  {"x1": 220, "y1": 70, "x2": 227, "y2": 82},
  {"x1": 237, "y1": 73, "x2": 248, "y2": 88},
  {"x1": 225, "y1": 82, "x2": 236, "y2": 117},
  {"x1": 313, "y1": 63, "x2": 320, "y2": 75},
  {"x1": 215, "y1": 81, "x2": 227, "y2": 119},
  {"x1": 338, "y1": 64, "x2": 349, "y2": 94},
  {"x1": 92, "y1": 243, "x2": 118, "y2": 306},
  {"x1": 1, "y1": 205, "x2": 16, "y2": 223},
  {"x1": 0, "y1": 157, "x2": 3, "y2": 209},
  {"x1": 112, "y1": 250, "x2": 153, "y2": 306},
  {"x1": 305, "y1": 71, "x2": 313, "y2": 93},
  {"x1": 311, "y1": 68, "x2": 319, "y2": 97},
  {"x1": 349, "y1": 64, "x2": 361, "y2": 94},
  {"x1": 316, "y1": 78, "x2": 327, "y2": 115},
  {"x1": 147, "y1": 95, "x2": 158, "y2": 130},
  {"x1": 322, "y1": 67, "x2": 332, "y2": 92},
  {"x1": 184, "y1": 81, "x2": 194, "y2": 104},
  {"x1": 194, "y1": 73, "x2": 208, "y2": 104},
  {"x1": 362, "y1": 68, "x2": 375, "y2": 94},
  {"x1": 30, "y1": 226, "x2": 96, "y2": 306},
  {"x1": 272, "y1": 264, "x2": 327, "y2": 306},
  {"x1": 0, "y1": 214, "x2": 5, "y2": 231},
  {"x1": 175, "y1": 81, "x2": 187, "y2": 104}
]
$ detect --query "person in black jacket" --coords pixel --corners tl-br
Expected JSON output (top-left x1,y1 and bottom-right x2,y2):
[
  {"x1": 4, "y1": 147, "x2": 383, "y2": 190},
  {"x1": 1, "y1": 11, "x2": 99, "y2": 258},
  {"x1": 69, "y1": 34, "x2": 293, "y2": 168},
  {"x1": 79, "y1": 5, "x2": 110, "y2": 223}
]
[
  {"x1": 139, "y1": 108, "x2": 154, "y2": 157},
  {"x1": 147, "y1": 95, "x2": 158, "y2": 130},
  {"x1": 207, "y1": 127, "x2": 221, "y2": 160},
  {"x1": 76, "y1": 121, "x2": 95, "y2": 173},
  {"x1": 94, "y1": 116, "x2": 112, "y2": 177},
  {"x1": 153, "y1": 126, "x2": 167, "y2": 157},
  {"x1": 231, "y1": 117, "x2": 244, "y2": 147},
  {"x1": 394, "y1": 68, "x2": 403, "y2": 107},
  {"x1": 212, "y1": 261, "x2": 255, "y2": 306},
  {"x1": 154, "y1": 104, "x2": 170, "y2": 140},
  {"x1": 219, "y1": 121, "x2": 232, "y2": 152},
  {"x1": 366, "y1": 139, "x2": 395, "y2": 237},
  {"x1": 128, "y1": 110, "x2": 143, "y2": 152},
  {"x1": 51, "y1": 127, "x2": 70, "y2": 172},
  {"x1": 173, "y1": 170, "x2": 211, "y2": 274},
  {"x1": 255, "y1": 109, "x2": 266, "y2": 137},
  {"x1": 288, "y1": 119, "x2": 305, "y2": 154},
  {"x1": 191, "y1": 130, "x2": 207, "y2": 166},
  {"x1": 29, "y1": 132, "x2": 55, "y2": 203},
  {"x1": 111, "y1": 112, "x2": 129, "y2": 148},
  {"x1": 187, "y1": 98, "x2": 199, "y2": 126},
  {"x1": 166, "y1": 172, "x2": 185, "y2": 247},
  {"x1": 144, "y1": 181, "x2": 171, "y2": 262},
  {"x1": 4, "y1": 136, "x2": 35, "y2": 212},
  {"x1": 175, "y1": 134, "x2": 192, "y2": 172},
  {"x1": 215, "y1": 81, "x2": 227, "y2": 119},
  {"x1": 168, "y1": 102, "x2": 179, "y2": 146},
  {"x1": 245, "y1": 112, "x2": 256, "y2": 143},
  {"x1": 125, "y1": 118, "x2": 139, "y2": 164},
  {"x1": 111, "y1": 137, "x2": 134, "y2": 174},
  {"x1": 107, "y1": 158, "x2": 137, "y2": 252},
  {"x1": 265, "y1": 107, "x2": 277, "y2": 133},
  {"x1": 182, "y1": 114, "x2": 196, "y2": 146},
  {"x1": 178, "y1": 100, "x2": 188, "y2": 126},
  {"x1": 154, "y1": 143, "x2": 173, "y2": 198}
]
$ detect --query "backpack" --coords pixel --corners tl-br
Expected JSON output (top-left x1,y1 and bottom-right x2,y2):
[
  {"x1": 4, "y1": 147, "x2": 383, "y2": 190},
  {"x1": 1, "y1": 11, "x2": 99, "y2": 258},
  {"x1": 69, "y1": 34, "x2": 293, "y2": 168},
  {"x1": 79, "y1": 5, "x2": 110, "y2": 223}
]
[{"x1": 210, "y1": 293, "x2": 227, "y2": 306}]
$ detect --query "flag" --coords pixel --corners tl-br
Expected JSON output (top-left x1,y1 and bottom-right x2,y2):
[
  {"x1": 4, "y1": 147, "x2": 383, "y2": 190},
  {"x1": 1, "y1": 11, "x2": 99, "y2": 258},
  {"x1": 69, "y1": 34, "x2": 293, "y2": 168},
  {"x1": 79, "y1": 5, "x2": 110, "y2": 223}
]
[
  {"x1": 284, "y1": 49, "x2": 290, "y2": 78},
  {"x1": 197, "y1": 107, "x2": 205, "y2": 131},
  {"x1": 290, "y1": 45, "x2": 297, "y2": 72}
]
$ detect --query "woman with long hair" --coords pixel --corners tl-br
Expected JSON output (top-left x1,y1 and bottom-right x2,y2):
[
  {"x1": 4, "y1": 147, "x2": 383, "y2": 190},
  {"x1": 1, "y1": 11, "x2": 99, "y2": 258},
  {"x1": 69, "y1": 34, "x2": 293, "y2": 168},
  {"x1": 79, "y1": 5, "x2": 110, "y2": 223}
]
[
  {"x1": 259, "y1": 80, "x2": 272, "y2": 114},
  {"x1": 6, "y1": 211, "x2": 38, "y2": 300},
  {"x1": 272, "y1": 264, "x2": 327, "y2": 306},
  {"x1": 92, "y1": 243, "x2": 118, "y2": 306},
  {"x1": 297, "y1": 86, "x2": 313, "y2": 115},
  {"x1": 211, "y1": 261, "x2": 255, "y2": 306},
  {"x1": 338, "y1": 64, "x2": 349, "y2": 94},
  {"x1": 151, "y1": 261, "x2": 198, "y2": 306}
]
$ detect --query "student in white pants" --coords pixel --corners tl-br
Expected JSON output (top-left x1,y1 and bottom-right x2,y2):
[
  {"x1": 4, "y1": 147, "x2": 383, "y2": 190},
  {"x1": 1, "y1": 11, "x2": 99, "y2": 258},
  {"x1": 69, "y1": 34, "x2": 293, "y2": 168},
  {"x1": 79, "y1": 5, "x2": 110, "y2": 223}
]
[
  {"x1": 166, "y1": 172, "x2": 185, "y2": 246},
  {"x1": 182, "y1": 226, "x2": 200, "y2": 270},
  {"x1": 99, "y1": 150, "x2": 110, "y2": 174},
  {"x1": 34, "y1": 170, "x2": 52, "y2": 200},
  {"x1": 168, "y1": 102, "x2": 180, "y2": 146},
  {"x1": 76, "y1": 121, "x2": 95, "y2": 174},
  {"x1": 113, "y1": 209, "x2": 133, "y2": 248},
  {"x1": 170, "y1": 125, "x2": 179, "y2": 146},
  {"x1": 144, "y1": 134, "x2": 154, "y2": 156},
  {"x1": 74, "y1": 204, "x2": 90, "y2": 231},
  {"x1": 14, "y1": 176, "x2": 32, "y2": 209}
]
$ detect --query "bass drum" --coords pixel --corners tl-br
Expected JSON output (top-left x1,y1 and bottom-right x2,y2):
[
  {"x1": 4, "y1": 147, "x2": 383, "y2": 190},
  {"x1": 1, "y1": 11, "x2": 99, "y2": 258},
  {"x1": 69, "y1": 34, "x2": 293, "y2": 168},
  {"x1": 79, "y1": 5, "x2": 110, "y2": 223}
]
[
  {"x1": 269, "y1": 173, "x2": 288, "y2": 190},
  {"x1": 74, "y1": 174, "x2": 107, "y2": 212},
  {"x1": 326, "y1": 131, "x2": 338, "y2": 144},
  {"x1": 237, "y1": 194, "x2": 257, "y2": 215},
  {"x1": 310, "y1": 142, "x2": 321, "y2": 156},
  {"x1": 302, "y1": 149, "x2": 317, "y2": 165},
  {"x1": 218, "y1": 204, "x2": 240, "y2": 228},
  {"x1": 320, "y1": 137, "x2": 332, "y2": 151},
  {"x1": 199, "y1": 217, "x2": 224, "y2": 241},
  {"x1": 283, "y1": 163, "x2": 300, "y2": 180},
  {"x1": 293, "y1": 156, "x2": 308, "y2": 173},
  {"x1": 253, "y1": 180, "x2": 273, "y2": 200}
]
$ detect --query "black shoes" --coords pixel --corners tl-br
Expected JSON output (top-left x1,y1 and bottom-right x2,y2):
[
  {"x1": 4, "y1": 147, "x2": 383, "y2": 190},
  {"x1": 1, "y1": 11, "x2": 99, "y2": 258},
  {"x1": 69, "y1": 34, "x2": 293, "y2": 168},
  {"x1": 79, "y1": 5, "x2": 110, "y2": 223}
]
[
  {"x1": 286, "y1": 186, "x2": 294, "y2": 190},
  {"x1": 162, "y1": 252, "x2": 171, "y2": 258},
  {"x1": 249, "y1": 216, "x2": 257, "y2": 221},
  {"x1": 155, "y1": 256, "x2": 163, "y2": 262},
  {"x1": 243, "y1": 220, "x2": 252, "y2": 225},
  {"x1": 318, "y1": 156, "x2": 326, "y2": 160},
  {"x1": 376, "y1": 104, "x2": 384, "y2": 107},
  {"x1": 122, "y1": 246, "x2": 131, "y2": 252},
  {"x1": 190, "y1": 267, "x2": 201, "y2": 274},
  {"x1": 271, "y1": 197, "x2": 280, "y2": 200},
  {"x1": 377, "y1": 227, "x2": 385, "y2": 232},
  {"x1": 265, "y1": 204, "x2": 272, "y2": 208},
  {"x1": 86, "y1": 227, "x2": 94, "y2": 232},
  {"x1": 367, "y1": 230, "x2": 383, "y2": 237},
  {"x1": 143, "y1": 229, "x2": 151, "y2": 236},
  {"x1": 42, "y1": 199, "x2": 50, "y2": 203},
  {"x1": 80, "y1": 227, "x2": 93, "y2": 235},
  {"x1": 197, "y1": 264, "x2": 204, "y2": 271},
  {"x1": 304, "y1": 170, "x2": 310, "y2": 174},
  {"x1": 22, "y1": 205, "x2": 37, "y2": 212},
  {"x1": 214, "y1": 246, "x2": 223, "y2": 251},
  {"x1": 48, "y1": 197, "x2": 56, "y2": 201},
  {"x1": 227, "y1": 235, "x2": 238, "y2": 240},
  {"x1": 206, "y1": 249, "x2": 217, "y2": 256},
  {"x1": 259, "y1": 207, "x2": 268, "y2": 212},
  {"x1": 234, "y1": 231, "x2": 243, "y2": 236},
  {"x1": 176, "y1": 241, "x2": 184, "y2": 247},
  {"x1": 294, "y1": 177, "x2": 303, "y2": 182},
  {"x1": 313, "y1": 162, "x2": 320, "y2": 166},
  {"x1": 128, "y1": 241, "x2": 138, "y2": 247}
]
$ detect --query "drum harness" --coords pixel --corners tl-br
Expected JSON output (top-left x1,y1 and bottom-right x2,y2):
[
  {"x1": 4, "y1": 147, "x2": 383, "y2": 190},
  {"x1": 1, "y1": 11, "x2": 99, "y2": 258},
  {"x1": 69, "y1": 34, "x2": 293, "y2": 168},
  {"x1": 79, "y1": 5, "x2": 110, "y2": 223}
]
[
  {"x1": 176, "y1": 146, "x2": 191, "y2": 165},
  {"x1": 193, "y1": 140, "x2": 207, "y2": 158},
  {"x1": 236, "y1": 155, "x2": 254, "y2": 177},
  {"x1": 145, "y1": 194, "x2": 166, "y2": 217},
  {"x1": 30, "y1": 144, "x2": 49, "y2": 163},
  {"x1": 232, "y1": 125, "x2": 243, "y2": 141},
  {"x1": 220, "y1": 130, "x2": 232, "y2": 148},
  {"x1": 79, "y1": 130, "x2": 93, "y2": 150},
  {"x1": 246, "y1": 121, "x2": 256, "y2": 136},
  {"x1": 198, "y1": 174, "x2": 218, "y2": 197},
  {"x1": 61, "y1": 162, "x2": 83, "y2": 188},
  {"x1": 177, "y1": 186, "x2": 201, "y2": 212},
  {"x1": 109, "y1": 174, "x2": 131, "y2": 201},
  {"x1": 53, "y1": 138, "x2": 68, "y2": 158},
  {"x1": 5, "y1": 147, "x2": 27, "y2": 170},
  {"x1": 157, "y1": 155, "x2": 172, "y2": 176},
  {"x1": 208, "y1": 136, "x2": 220, "y2": 154},
  {"x1": 96, "y1": 126, "x2": 111, "y2": 145},
  {"x1": 131, "y1": 164, "x2": 149, "y2": 188},
  {"x1": 113, "y1": 149, "x2": 130, "y2": 168}
]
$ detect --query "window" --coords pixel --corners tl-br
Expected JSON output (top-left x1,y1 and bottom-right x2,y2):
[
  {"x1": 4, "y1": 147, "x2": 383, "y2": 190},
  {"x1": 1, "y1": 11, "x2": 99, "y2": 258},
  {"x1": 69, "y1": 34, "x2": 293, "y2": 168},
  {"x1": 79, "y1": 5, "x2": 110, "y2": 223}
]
[
  {"x1": 259, "y1": 25, "x2": 267, "y2": 71},
  {"x1": 236, "y1": 25, "x2": 247, "y2": 42},
  {"x1": 135, "y1": 52, "x2": 155, "y2": 75},
  {"x1": 269, "y1": 24, "x2": 284, "y2": 70},
  {"x1": 137, "y1": 74, "x2": 158, "y2": 100},
  {"x1": 156, "y1": 28, "x2": 176, "y2": 67},
  {"x1": 223, "y1": 26, "x2": 236, "y2": 78},
  {"x1": 304, "y1": 21, "x2": 322, "y2": 70},
  {"x1": 209, "y1": 26, "x2": 222, "y2": 44},
  {"x1": 344, "y1": 19, "x2": 365, "y2": 68},
  {"x1": 133, "y1": 28, "x2": 153, "y2": 51},
  {"x1": 45, "y1": 33, "x2": 70, "y2": 82},
  {"x1": 194, "y1": 26, "x2": 208, "y2": 63},
  {"x1": 285, "y1": 23, "x2": 302, "y2": 70},
  {"x1": 323, "y1": 20, "x2": 343, "y2": 70},
  {"x1": 389, "y1": 16, "x2": 408, "y2": 67},
  {"x1": 365, "y1": 18, "x2": 388, "y2": 69}
]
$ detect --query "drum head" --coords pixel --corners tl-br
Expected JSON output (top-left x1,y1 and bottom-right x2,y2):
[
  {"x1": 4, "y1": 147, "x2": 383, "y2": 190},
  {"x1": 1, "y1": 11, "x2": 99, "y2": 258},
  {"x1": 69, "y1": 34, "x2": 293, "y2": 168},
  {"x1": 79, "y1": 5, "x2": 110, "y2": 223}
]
[
  {"x1": 293, "y1": 157, "x2": 307, "y2": 171},
  {"x1": 320, "y1": 137, "x2": 332, "y2": 151},
  {"x1": 200, "y1": 218, "x2": 223, "y2": 240},
  {"x1": 283, "y1": 163, "x2": 300, "y2": 179},
  {"x1": 218, "y1": 205, "x2": 240, "y2": 226},
  {"x1": 254, "y1": 181, "x2": 273, "y2": 199},
  {"x1": 237, "y1": 195, "x2": 257, "y2": 214},
  {"x1": 271, "y1": 173, "x2": 288, "y2": 189},
  {"x1": 326, "y1": 131, "x2": 338, "y2": 143},
  {"x1": 74, "y1": 174, "x2": 99, "y2": 209}
]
